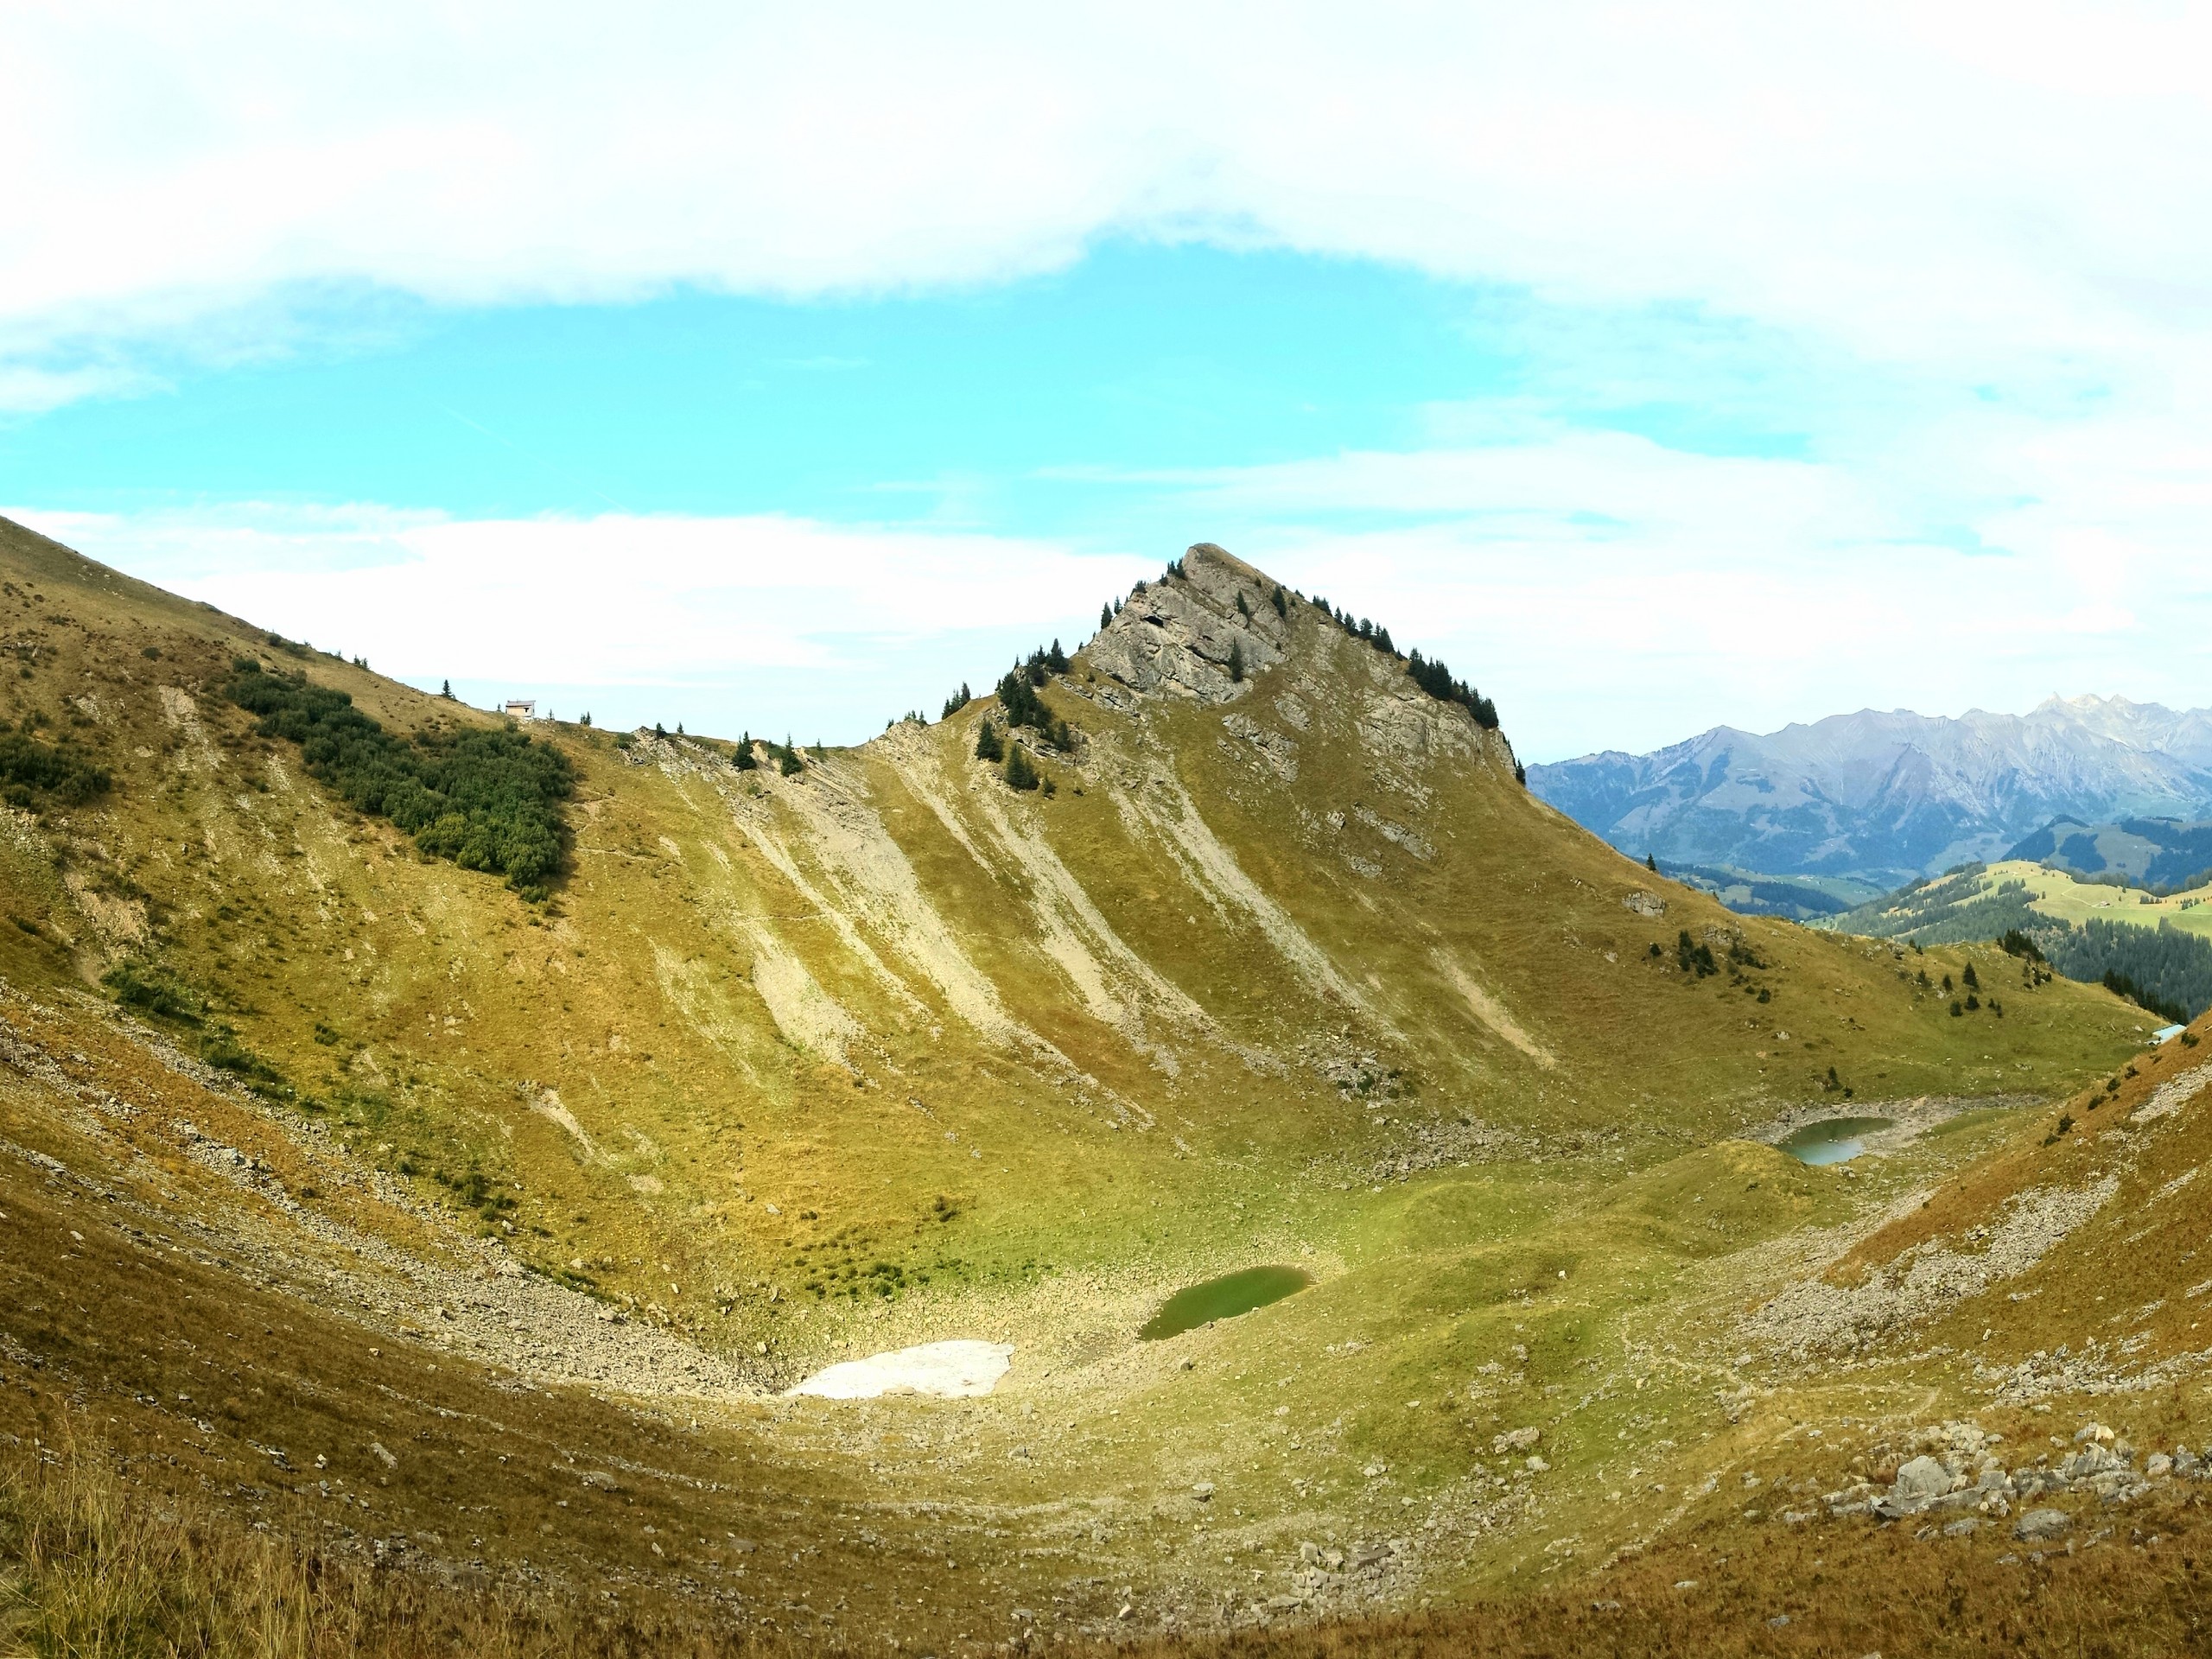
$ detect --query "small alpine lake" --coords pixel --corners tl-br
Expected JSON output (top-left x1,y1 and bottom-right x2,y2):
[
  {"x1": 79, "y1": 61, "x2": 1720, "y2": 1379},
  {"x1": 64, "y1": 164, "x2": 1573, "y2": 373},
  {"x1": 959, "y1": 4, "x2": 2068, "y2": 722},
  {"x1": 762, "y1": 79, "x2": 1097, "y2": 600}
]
[
  {"x1": 1777, "y1": 1116, "x2": 1896, "y2": 1166},
  {"x1": 1139, "y1": 1265, "x2": 1314, "y2": 1341}
]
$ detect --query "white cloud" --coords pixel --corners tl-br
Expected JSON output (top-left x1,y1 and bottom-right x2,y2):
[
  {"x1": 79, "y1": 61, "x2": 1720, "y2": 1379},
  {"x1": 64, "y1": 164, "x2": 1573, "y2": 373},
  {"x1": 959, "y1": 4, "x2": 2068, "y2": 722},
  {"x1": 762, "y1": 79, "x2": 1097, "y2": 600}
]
[
  {"x1": 6, "y1": 2, "x2": 2212, "y2": 384},
  {"x1": 12, "y1": 504, "x2": 1152, "y2": 740}
]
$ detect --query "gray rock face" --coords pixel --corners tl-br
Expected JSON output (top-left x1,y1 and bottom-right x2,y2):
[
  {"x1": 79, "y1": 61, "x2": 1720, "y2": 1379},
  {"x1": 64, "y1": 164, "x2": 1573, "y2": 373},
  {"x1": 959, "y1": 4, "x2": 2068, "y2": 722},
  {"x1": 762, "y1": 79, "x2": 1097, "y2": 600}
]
[{"x1": 1087, "y1": 544, "x2": 1288, "y2": 706}]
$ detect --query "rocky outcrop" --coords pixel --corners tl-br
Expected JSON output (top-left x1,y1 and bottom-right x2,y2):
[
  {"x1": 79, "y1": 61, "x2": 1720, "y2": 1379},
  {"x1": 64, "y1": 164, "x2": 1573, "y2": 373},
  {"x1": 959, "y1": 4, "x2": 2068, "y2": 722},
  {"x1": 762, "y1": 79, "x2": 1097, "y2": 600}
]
[
  {"x1": 1813, "y1": 1419, "x2": 2204, "y2": 1538},
  {"x1": 1087, "y1": 544, "x2": 1289, "y2": 705}
]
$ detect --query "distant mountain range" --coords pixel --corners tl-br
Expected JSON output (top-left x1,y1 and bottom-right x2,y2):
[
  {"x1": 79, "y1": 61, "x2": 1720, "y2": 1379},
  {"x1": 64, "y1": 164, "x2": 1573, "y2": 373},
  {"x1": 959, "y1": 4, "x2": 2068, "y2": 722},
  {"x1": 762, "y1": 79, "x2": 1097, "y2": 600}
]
[{"x1": 1529, "y1": 696, "x2": 2212, "y2": 902}]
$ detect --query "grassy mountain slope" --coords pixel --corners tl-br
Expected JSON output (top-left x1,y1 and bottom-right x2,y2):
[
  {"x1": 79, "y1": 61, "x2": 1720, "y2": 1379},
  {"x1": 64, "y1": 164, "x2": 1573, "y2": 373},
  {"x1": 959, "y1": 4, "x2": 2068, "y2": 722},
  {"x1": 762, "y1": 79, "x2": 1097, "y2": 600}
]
[
  {"x1": 1836, "y1": 856, "x2": 2212, "y2": 944},
  {"x1": 0, "y1": 519, "x2": 2177, "y2": 1649},
  {"x1": 1832, "y1": 858, "x2": 2212, "y2": 1021}
]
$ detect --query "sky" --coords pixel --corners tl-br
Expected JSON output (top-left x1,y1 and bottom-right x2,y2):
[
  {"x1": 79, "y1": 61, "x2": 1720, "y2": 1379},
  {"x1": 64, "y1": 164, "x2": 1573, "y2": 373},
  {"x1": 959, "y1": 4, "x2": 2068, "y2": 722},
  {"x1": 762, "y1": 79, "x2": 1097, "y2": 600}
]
[{"x1": 3, "y1": 3, "x2": 2211, "y2": 760}]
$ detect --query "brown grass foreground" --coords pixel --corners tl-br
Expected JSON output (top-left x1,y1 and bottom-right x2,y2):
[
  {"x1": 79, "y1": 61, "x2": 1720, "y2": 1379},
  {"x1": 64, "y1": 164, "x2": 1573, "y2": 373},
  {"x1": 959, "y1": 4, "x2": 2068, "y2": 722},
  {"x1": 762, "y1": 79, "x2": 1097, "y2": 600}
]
[
  {"x1": 8, "y1": 1437, "x2": 2210, "y2": 1658},
  {"x1": 0, "y1": 1441, "x2": 796, "y2": 1659}
]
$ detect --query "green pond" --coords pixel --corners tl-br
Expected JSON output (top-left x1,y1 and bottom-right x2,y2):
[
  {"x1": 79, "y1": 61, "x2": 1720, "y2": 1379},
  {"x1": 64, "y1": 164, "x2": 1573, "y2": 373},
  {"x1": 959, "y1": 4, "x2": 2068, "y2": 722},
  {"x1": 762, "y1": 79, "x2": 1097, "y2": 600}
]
[
  {"x1": 1139, "y1": 1265, "x2": 1314, "y2": 1341},
  {"x1": 1777, "y1": 1116, "x2": 1895, "y2": 1166}
]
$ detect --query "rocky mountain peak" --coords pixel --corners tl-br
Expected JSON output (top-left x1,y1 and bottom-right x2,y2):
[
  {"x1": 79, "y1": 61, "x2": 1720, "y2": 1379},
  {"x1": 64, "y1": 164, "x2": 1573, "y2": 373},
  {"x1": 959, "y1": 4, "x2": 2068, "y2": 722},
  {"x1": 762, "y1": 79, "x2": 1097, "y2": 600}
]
[{"x1": 1086, "y1": 542, "x2": 1293, "y2": 707}]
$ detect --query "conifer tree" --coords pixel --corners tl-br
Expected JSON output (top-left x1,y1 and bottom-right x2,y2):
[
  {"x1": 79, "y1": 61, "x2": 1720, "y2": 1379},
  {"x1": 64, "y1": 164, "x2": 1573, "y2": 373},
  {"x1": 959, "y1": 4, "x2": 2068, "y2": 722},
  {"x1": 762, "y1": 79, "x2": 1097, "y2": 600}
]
[
  {"x1": 1647, "y1": 853, "x2": 1657, "y2": 872},
  {"x1": 441, "y1": 678, "x2": 453, "y2": 698},
  {"x1": 975, "y1": 719, "x2": 1003, "y2": 762},
  {"x1": 654, "y1": 721, "x2": 666, "y2": 739},
  {"x1": 1236, "y1": 591, "x2": 1251, "y2": 618},
  {"x1": 1229, "y1": 639, "x2": 1245, "y2": 682},
  {"x1": 1270, "y1": 585, "x2": 1287, "y2": 618},
  {"x1": 1046, "y1": 639, "x2": 1069, "y2": 672},
  {"x1": 1004, "y1": 746, "x2": 1039, "y2": 791},
  {"x1": 734, "y1": 731, "x2": 757, "y2": 770},
  {"x1": 1101, "y1": 602, "x2": 1112, "y2": 630}
]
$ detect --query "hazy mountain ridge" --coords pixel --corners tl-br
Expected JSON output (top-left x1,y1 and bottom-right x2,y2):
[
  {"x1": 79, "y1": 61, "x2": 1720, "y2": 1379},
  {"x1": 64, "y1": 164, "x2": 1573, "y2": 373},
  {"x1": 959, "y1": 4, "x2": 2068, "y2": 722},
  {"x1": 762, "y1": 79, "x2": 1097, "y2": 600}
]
[{"x1": 1529, "y1": 695, "x2": 2212, "y2": 889}]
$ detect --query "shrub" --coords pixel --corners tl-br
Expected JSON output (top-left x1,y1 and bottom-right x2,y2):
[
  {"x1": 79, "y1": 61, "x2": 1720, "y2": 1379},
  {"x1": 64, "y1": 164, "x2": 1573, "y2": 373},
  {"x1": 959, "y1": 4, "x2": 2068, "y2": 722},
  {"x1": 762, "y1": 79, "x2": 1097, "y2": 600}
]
[
  {"x1": 223, "y1": 660, "x2": 571, "y2": 889},
  {"x1": 0, "y1": 728, "x2": 109, "y2": 810},
  {"x1": 101, "y1": 962, "x2": 201, "y2": 1023},
  {"x1": 1675, "y1": 930, "x2": 1718, "y2": 978}
]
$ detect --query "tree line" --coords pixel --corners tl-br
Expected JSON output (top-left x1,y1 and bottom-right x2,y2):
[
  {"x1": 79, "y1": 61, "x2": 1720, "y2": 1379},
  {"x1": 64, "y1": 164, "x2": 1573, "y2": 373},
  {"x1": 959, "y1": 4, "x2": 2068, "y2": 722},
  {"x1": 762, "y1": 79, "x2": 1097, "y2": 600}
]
[{"x1": 226, "y1": 660, "x2": 572, "y2": 897}]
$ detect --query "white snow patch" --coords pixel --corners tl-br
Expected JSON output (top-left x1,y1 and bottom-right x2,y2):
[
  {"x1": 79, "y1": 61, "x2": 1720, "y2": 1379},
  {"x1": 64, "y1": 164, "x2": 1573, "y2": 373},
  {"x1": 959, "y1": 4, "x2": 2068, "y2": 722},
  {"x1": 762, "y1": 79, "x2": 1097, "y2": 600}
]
[{"x1": 786, "y1": 1339, "x2": 1014, "y2": 1400}]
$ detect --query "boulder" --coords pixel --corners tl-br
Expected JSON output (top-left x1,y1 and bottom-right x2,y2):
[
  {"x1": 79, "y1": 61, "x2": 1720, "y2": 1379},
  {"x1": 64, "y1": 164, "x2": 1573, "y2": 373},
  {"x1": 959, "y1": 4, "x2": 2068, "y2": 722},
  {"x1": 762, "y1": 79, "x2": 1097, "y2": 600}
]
[{"x1": 2013, "y1": 1507, "x2": 2069, "y2": 1542}]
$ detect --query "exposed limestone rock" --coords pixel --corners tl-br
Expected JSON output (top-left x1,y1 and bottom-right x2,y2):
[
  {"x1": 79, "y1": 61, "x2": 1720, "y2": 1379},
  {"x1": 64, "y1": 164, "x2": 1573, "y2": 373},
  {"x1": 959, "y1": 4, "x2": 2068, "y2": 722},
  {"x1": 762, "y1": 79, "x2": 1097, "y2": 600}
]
[
  {"x1": 1089, "y1": 544, "x2": 1287, "y2": 704},
  {"x1": 1221, "y1": 711, "x2": 1300, "y2": 782},
  {"x1": 1744, "y1": 1176, "x2": 2118, "y2": 1362},
  {"x1": 2132, "y1": 1062, "x2": 2212, "y2": 1125}
]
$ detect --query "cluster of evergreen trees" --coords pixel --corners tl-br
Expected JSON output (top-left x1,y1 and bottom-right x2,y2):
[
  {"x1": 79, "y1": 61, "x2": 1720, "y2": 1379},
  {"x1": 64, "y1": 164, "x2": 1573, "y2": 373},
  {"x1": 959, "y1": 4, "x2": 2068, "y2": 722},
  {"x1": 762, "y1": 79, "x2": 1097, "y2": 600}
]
[
  {"x1": 728, "y1": 733, "x2": 804, "y2": 776},
  {"x1": 1303, "y1": 594, "x2": 1500, "y2": 729},
  {"x1": 957, "y1": 640, "x2": 1079, "y2": 793},
  {"x1": 1404, "y1": 650, "x2": 1501, "y2": 728},
  {"x1": 1309, "y1": 594, "x2": 1396, "y2": 656},
  {"x1": 973, "y1": 719, "x2": 1049, "y2": 791},
  {"x1": 226, "y1": 660, "x2": 572, "y2": 895},
  {"x1": 995, "y1": 644, "x2": 1074, "y2": 752},
  {"x1": 2044, "y1": 918, "x2": 2212, "y2": 1024},
  {"x1": 0, "y1": 717, "x2": 109, "y2": 810}
]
